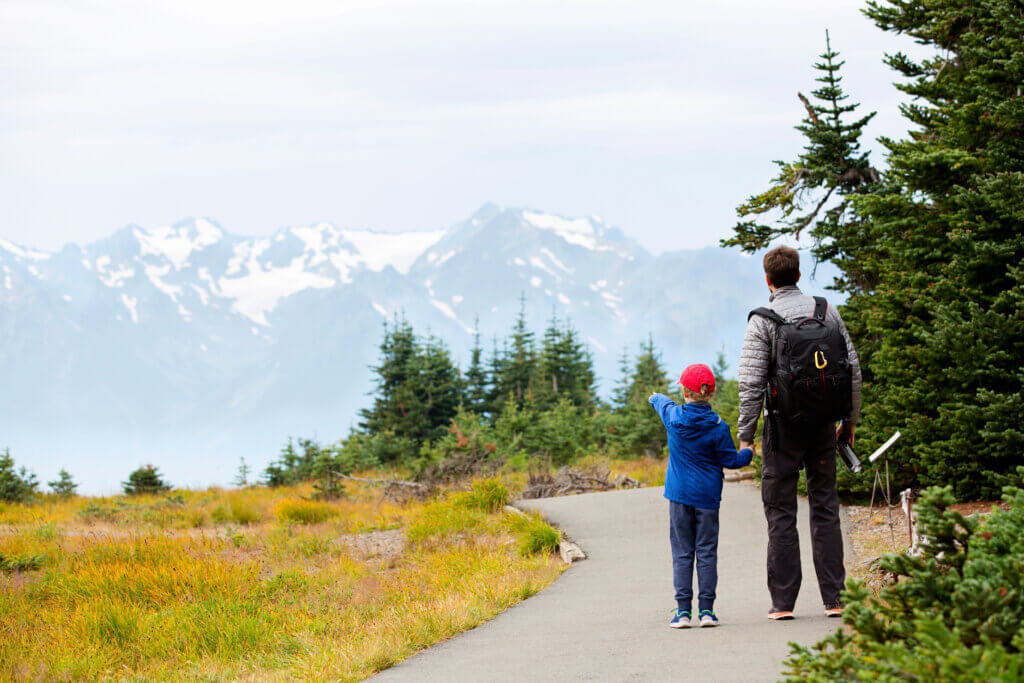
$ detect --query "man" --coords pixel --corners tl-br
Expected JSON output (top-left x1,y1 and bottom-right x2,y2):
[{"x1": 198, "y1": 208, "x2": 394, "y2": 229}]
[{"x1": 738, "y1": 245, "x2": 861, "y2": 620}]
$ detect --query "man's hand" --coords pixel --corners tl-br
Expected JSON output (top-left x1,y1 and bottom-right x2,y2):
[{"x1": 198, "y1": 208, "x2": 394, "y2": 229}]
[
  {"x1": 836, "y1": 422, "x2": 855, "y2": 447},
  {"x1": 740, "y1": 440, "x2": 755, "y2": 456}
]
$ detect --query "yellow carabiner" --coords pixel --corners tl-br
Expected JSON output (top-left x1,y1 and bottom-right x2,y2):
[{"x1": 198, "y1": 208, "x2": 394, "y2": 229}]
[{"x1": 814, "y1": 350, "x2": 827, "y2": 369}]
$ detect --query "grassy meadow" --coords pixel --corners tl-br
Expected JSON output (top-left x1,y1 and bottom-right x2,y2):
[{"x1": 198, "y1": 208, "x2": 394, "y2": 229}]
[{"x1": 0, "y1": 458, "x2": 665, "y2": 681}]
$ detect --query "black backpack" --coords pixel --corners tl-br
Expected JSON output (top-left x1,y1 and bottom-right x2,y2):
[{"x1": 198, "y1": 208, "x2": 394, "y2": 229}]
[{"x1": 748, "y1": 296, "x2": 853, "y2": 423}]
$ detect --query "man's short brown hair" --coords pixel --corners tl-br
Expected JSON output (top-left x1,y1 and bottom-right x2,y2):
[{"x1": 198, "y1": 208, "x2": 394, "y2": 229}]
[{"x1": 763, "y1": 246, "x2": 800, "y2": 287}]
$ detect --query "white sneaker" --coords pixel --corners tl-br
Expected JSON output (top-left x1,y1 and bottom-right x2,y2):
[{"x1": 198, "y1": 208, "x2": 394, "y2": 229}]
[{"x1": 699, "y1": 610, "x2": 719, "y2": 627}]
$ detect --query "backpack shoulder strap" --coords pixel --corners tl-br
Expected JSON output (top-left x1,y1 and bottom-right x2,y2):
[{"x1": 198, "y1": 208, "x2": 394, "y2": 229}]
[
  {"x1": 748, "y1": 307, "x2": 787, "y2": 325},
  {"x1": 812, "y1": 296, "x2": 828, "y2": 322}
]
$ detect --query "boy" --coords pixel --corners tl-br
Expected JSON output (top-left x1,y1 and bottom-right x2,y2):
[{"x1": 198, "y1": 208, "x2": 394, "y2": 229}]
[{"x1": 649, "y1": 363, "x2": 754, "y2": 628}]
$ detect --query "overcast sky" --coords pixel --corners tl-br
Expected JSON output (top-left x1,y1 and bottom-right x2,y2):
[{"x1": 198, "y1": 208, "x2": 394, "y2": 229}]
[{"x1": 1, "y1": 0, "x2": 923, "y2": 254}]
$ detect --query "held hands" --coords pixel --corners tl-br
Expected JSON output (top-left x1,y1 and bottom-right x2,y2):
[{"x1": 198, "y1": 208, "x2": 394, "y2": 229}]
[
  {"x1": 740, "y1": 441, "x2": 756, "y2": 456},
  {"x1": 836, "y1": 422, "x2": 856, "y2": 447}
]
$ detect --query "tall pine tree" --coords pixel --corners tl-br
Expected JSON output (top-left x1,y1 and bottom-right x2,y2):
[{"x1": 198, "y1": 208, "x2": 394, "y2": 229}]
[{"x1": 723, "y1": 31, "x2": 881, "y2": 295}]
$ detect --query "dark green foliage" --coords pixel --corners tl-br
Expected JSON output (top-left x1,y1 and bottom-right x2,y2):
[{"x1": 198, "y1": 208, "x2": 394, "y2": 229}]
[
  {"x1": 359, "y1": 317, "x2": 463, "y2": 446},
  {"x1": 121, "y1": 464, "x2": 170, "y2": 496},
  {"x1": 601, "y1": 336, "x2": 671, "y2": 458},
  {"x1": 463, "y1": 322, "x2": 490, "y2": 415},
  {"x1": 724, "y1": 4, "x2": 1024, "y2": 498},
  {"x1": 0, "y1": 450, "x2": 38, "y2": 503},
  {"x1": 47, "y1": 468, "x2": 78, "y2": 498},
  {"x1": 840, "y1": 0, "x2": 1024, "y2": 499},
  {"x1": 263, "y1": 438, "x2": 323, "y2": 487},
  {"x1": 535, "y1": 310, "x2": 596, "y2": 410},
  {"x1": 785, "y1": 469, "x2": 1024, "y2": 679}
]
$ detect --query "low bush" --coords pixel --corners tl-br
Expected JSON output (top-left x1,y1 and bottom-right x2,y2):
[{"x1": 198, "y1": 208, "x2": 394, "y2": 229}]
[
  {"x1": 506, "y1": 511, "x2": 560, "y2": 557},
  {"x1": 454, "y1": 478, "x2": 510, "y2": 513},
  {"x1": 0, "y1": 552, "x2": 45, "y2": 573},
  {"x1": 785, "y1": 467, "x2": 1024, "y2": 679},
  {"x1": 275, "y1": 499, "x2": 338, "y2": 525}
]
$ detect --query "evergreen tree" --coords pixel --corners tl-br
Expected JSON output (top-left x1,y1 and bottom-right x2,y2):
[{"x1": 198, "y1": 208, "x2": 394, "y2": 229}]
[
  {"x1": 537, "y1": 310, "x2": 596, "y2": 410},
  {"x1": 463, "y1": 320, "x2": 489, "y2": 415},
  {"x1": 47, "y1": 468, "x2": 78, "y2": 497},
  {"x1": 359, "y1": 317, "x2": 462, "y2": 447},
  {"x1": 233, "y1": 458, "x2": 251, "y2": 487},
  {"x1": 611, "y1": 345, "x2": 632, "y2": 410},
  {"x1": 609, "y1": 336, "x2": 671, "y2": 457},
  {"x1": 843, "y1": 0, "x2": 1024, "y2": 498},
  {"x1": 122, "y1": 464, "x2": 170, "y2": 496},
  {"x1": 722, "y1": 31, "x2": 881, "y2": 295},
  {"x1": 500, "y1": 294, "x2": 537, "y2": 406},
  {"x1": 0, "y1": 450, "x2": 38, "y2": 503},
  {"x1": 483, "y1": 336, "x2": 508, "y2": 420}
]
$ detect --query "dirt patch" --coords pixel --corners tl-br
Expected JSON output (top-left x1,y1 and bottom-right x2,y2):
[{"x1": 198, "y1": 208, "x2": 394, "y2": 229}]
[{"x1": 337, "y1": 528, "x2": 406, "y2": 560}]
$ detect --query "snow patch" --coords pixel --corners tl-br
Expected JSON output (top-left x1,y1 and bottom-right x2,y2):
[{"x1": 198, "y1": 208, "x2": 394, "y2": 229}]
[
  {"x1": 587, "y1": 336, "x2": 607, "y2": 352},
  {"x1": 522, "y1": 211, "x2": 610, "y2": 251},
  {"x1": 144, "y1": 264, "x2": 183, "y2": 301},
  {"x1": 339, "y1": 229, "x2": 445, "y2": 274},
  {"x1": 451, "y1": 294, "x2": 463, "y2": 305},
  {"x1": 217, "y1": 255, "x2": 335, "y2": 326},
  {"x1": 0, "y1": 239, "x2": 50, "y2": 261},
  {"x1": 62, "y1": 294, "x2": 71, "y2": 301},
  {"x1": 96, "y1": 257, "x2": 135, "y2": 288},
  {"x1": 513, "y1": 257, "x2": 526, "y2": 266},
  {"x1": 431, "y1": 299, "x2": 458, "y2": 320},
  {"x1": 372, "y1": 302, "x2": 388, "y2": 318},
  {"x1": 558, "y1": 293, "x2": 571, "y2": 305},
  {"x1": 530, "y1": 276, "x2": 542, "y2": 288},
  {"x1": 540, "y1": 247, "x2": 573, "y2": 273},
  {"x1": 120, "y1": 293, "x2": 139, "y2": 324},
  {"x1": 134, "y1": 219, "x2": 222, "y2": 270},
  {"x1": 529, "y1": 256, "x2": 559, "y2": 280},
  {"x1": 434, "y1": 249, "x2": 458, "y2": 266}
]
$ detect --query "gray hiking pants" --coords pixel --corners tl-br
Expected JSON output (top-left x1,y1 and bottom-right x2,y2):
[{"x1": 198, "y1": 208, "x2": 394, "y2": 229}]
[{"x1": 761, "y1": 415, "x2": 845, "y2": 610}]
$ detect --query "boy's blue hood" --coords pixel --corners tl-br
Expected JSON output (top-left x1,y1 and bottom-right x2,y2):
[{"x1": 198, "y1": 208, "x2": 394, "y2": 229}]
[{"x1": 672, "y1": 403, "x2": 720, "y2": 438}]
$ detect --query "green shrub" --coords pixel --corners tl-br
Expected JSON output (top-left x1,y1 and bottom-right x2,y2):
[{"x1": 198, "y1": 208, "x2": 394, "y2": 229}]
[
  {"x1": 506, "y1": 511, "x2": 560, "y2": 556},
  {"x1": 455, "y1": 478, "x2": 510, "y2": 513},
  {"x1": 0, "y1": 552, "x2": 45, "y2": 573},
  {"x1": 785, "y1": 467, "x2": 1024, "y2": 679},
  {"x1": 274, "y1": 499, "x2": 338, "y2": 525}
]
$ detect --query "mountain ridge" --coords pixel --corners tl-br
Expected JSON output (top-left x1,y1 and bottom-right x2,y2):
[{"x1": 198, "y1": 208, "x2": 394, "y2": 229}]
[{"x1": 0, "y1": 204, "x2": 835, "y2": 492}]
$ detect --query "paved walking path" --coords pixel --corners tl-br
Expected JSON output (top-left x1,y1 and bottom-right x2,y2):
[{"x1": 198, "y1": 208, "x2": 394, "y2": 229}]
[{"x1": 375, "y1": 482, "x2": 850, "y2": 682}]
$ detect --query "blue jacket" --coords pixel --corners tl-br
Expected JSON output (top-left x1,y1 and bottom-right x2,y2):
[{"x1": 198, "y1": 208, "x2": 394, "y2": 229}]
[{"x1": 649, "y1": 395, "x2": 753, "y2": 509}]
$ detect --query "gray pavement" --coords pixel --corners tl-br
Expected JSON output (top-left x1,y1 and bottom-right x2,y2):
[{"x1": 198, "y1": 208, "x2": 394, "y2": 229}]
[{"x1": 374, "y1": 482, "x2": 848, "y2": 682}]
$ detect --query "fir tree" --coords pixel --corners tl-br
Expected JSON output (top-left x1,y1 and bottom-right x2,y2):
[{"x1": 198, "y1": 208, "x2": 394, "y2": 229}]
[
  {"x1": 233, "y1": 458, "x2": 251, "y2": 488},
  {"x1": 48, "y1": 468, "x2": 78, "y2": 498},
  {"x1": 723, "y1": 31, "x2": 881, "y2": 295},
  {"x1": 463, "y1": 319, "x2": 489, "y2": 415},
  {"x1": 122, "y1": 464, "x2": 170, "y2": 496},
  {"x1": 0, "y1": 450, "x2": 38, "y2": 503},
  {"x1": 501, "y1": 294, "x2": 537, "y2": 406},
  {"x1": 537, "y1": 310, "x2": 596, "y2": 410},
  {"x1": 843, "y1": 0, "x2": 1024, "y2": 497}
]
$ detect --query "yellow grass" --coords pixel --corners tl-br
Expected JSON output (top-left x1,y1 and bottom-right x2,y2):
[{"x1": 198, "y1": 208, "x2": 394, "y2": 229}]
[{"x1": 0, "y1": 477, "x2": 565, "y2": 681}]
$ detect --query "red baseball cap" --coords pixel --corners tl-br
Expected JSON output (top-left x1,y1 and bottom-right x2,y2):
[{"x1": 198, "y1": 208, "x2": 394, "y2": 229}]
[{"x1": 677, "y1": 363, "x2": 715, "y2": 393}]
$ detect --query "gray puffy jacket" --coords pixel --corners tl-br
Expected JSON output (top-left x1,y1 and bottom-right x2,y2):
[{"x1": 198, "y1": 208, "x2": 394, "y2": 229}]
[{"x1": 737, "y1": 285, "x2": 861, "y2": 442}]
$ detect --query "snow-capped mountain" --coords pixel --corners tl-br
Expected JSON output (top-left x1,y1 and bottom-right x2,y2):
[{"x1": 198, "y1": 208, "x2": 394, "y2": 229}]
[{"x1": 0, "y1": 204, "x2": 835, "y2": 492}]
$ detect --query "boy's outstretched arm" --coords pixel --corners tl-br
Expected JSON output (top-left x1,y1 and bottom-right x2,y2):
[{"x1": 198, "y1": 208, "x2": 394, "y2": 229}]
[
  {"x1": 648, "y1": 393, "x2": 678, "y2": 427},
  {"x1": 714, "y1": 425, "x2": 754, "y2": 469}
]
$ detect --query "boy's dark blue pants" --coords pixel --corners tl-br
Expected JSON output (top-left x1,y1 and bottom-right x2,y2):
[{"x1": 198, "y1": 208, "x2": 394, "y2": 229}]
[{"x1": 669, "y1": 501, "x2": 719, "y2": 612}]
